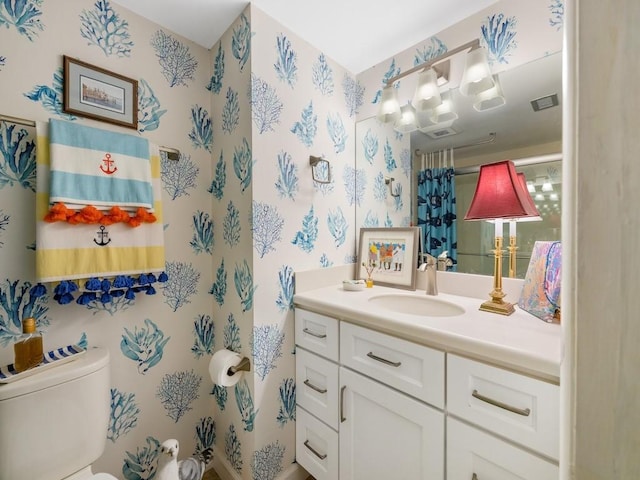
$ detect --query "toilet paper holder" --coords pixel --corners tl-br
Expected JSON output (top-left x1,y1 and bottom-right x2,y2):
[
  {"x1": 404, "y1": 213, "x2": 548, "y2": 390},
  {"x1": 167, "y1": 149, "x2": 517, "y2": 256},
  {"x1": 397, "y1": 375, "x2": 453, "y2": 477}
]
[{"x1": 228, "y1": 356, "x2": 251, "y2": 375}]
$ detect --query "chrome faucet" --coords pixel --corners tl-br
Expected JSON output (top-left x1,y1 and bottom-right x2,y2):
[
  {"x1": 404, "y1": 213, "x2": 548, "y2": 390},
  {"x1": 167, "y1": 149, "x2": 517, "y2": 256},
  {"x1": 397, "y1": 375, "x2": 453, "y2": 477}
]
[{"x1": 419, "y1": 254, "x2": 438, "y2": 296}]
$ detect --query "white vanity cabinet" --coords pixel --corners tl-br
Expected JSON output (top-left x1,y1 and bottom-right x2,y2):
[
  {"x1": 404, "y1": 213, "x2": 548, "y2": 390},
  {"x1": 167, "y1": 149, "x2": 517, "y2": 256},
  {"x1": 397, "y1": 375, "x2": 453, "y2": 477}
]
[
  {"x1": 294, "y1": 307, "x2": 559, "y2": 480},
  {"x1": 339, "y1": 322, "x2": 445, "y2": 480},
  {"x1": 446, "y1": 354, "x2": 560, "y2": 479},
  {"x1": 295, "y1": 309, "x2": 340, "y2": 480},
  {"x1": 447, "y1": 417, "x2": 559, "y2": 479},
  {"x1": 295, "y1": 309, "x2": 445, "y2": 480}
]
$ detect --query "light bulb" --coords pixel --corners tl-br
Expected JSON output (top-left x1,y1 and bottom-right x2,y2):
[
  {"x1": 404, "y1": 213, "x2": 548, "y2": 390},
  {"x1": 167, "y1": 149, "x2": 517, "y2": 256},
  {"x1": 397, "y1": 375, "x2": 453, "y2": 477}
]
[
  {"x1": 412, "y1": 68, "x2": 442, "y2": 111},
  {"x1": 377, "y1": 85, "x2": 401, "y2": 123}
]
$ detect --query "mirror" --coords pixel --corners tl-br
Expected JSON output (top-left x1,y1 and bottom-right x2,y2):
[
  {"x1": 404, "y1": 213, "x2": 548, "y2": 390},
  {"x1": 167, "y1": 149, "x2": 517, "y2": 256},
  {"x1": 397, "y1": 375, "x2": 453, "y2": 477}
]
[{"x1": 355, "y1": 52, "x2": 563, "y2": 277}]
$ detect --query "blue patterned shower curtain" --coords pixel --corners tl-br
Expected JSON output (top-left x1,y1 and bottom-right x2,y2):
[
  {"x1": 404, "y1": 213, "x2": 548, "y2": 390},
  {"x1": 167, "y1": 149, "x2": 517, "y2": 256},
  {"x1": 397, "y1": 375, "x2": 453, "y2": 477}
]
[{"x1": 417, "y1": 154, "x2": 457, "y2": 269}]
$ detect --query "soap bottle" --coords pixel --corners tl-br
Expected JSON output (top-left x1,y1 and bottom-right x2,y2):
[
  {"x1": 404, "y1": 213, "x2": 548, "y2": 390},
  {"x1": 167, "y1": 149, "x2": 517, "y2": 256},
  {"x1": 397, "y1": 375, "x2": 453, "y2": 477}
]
[{"x1": 14, "y1": 317, "x2": 43, "y2": 373}]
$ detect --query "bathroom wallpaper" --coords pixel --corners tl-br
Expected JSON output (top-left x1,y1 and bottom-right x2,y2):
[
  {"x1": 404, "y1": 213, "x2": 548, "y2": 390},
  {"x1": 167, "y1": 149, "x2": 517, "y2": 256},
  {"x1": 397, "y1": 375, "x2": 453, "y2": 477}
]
[
  {"x1": 0, "y1": 0, "x2": 220, "y2": 479},
  {"x1": 0, "y1": 1, "x2": 561, "y2": 479},
  {"x1": 0, "y1": 1, "x2": 357, "y2": 479},
  {"x1": 208, "y1": 6, "x2": 358, "y2": 479}
]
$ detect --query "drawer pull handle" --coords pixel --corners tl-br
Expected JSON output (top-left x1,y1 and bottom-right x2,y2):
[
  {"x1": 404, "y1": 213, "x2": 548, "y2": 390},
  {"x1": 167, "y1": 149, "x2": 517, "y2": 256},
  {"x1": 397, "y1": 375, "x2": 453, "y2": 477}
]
[
  {"x1": 340, "y1": 385, "x2": 347, "y2": 423},
  {"x1": 367, "y1": 351, "x2": 402, "y2": 367},
  {"x1": 472, "y1": 389, "x2": 531, "y2": 417},
  {"x1": 303, "y1": 440, "x2": 327, "y2": 460},
  {"x1": 303, "y1": 327, "x2": 327, "y2": 339},
  {"x1": 304, "y1": 379, "x2": 327, "y2": 394}
]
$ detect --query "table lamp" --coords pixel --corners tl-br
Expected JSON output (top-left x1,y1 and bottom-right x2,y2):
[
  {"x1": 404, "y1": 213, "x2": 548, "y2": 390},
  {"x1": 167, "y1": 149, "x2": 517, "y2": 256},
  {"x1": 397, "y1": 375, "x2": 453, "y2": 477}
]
[
  {"x1": 464, "y1": 160, "x2": 540, "y2": 315},
  {"x1": 507, "y1": 173, "x2": 542, "y2": 278}
]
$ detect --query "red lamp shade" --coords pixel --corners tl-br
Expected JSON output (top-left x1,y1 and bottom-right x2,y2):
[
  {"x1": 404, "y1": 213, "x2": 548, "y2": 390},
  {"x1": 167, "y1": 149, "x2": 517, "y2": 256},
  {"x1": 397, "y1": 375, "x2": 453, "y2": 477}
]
[
  {"x1": 516, "y1": 172, "x2": 541, "y2": 219},
  {"x1": 464, "y1": 160, "x2": 536, "y2": 221}
]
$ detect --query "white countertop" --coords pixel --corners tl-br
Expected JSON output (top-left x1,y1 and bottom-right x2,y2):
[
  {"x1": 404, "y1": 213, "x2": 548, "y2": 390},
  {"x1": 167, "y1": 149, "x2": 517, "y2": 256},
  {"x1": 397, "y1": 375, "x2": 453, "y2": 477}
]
[{"x1": 293, "y1": 284, "x2": 562, "y2": 383}]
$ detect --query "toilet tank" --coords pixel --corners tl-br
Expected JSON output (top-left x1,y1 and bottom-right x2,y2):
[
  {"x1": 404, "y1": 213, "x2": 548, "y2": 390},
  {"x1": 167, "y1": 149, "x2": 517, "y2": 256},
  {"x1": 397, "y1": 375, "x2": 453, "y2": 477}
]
[{"x1": 0, "y1": 347, "x2": 110, "y2": 480}]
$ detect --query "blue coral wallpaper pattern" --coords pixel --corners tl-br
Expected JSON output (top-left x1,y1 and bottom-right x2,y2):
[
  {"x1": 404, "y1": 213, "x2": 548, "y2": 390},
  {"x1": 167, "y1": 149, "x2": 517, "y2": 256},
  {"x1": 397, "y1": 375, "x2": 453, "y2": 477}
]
[
  {"x1": 207, "y1": 6, "x2": 359, "y2": 478},
  {"x1": 0, "y1": 1, "x2": 561, "y2": 479},
  {"x1": 0, "y1": 0, "x2": 215, "y2": 478}
]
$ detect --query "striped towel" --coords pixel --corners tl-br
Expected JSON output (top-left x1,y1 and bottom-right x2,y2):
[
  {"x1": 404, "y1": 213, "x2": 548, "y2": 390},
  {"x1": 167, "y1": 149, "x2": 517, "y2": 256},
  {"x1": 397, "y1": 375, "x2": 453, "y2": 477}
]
[
  {"x1": 36, "y1": 121, "x2": 165, "y2": 283},
  {"x1": 48, "y1": 118, "x2": 154, "y2": 212}
]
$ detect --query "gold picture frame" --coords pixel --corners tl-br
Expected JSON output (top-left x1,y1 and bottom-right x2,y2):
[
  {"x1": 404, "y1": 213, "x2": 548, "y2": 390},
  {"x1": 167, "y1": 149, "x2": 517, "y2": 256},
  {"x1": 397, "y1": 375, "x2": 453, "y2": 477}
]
[
  {"x1": 357, "y1": 227, "x2": 420, "y2": 290},
  {"x1": 63, "y1": 55, "x2": 138, "y2": 129}
]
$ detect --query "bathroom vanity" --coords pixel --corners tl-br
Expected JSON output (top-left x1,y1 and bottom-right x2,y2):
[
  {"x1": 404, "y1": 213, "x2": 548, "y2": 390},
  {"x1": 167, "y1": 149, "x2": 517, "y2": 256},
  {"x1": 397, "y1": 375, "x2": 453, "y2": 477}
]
[{"x1": 293, "y1": 283, "x2": 561, "y2": 480}]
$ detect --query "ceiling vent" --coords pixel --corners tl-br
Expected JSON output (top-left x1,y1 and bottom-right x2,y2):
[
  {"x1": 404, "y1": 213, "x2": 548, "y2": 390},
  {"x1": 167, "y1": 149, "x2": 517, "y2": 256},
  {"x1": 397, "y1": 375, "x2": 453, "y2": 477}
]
[
  {"x1": 531, "y1": 94, "x2": 559, "y2": 112},
  {"x1": 424, "y1": 126, "x2": 458, "y2": 139}
]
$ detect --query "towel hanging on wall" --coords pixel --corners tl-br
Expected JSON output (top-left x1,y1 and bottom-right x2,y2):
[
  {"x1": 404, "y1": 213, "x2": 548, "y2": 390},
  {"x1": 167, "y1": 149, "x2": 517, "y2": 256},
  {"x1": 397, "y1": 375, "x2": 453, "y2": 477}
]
[
  {"x1": 35, "y1": 121, "x2": 166, "y2": 283},
  {"x1": 44, "y1": 119, "x2": 156, "y2": 227}
]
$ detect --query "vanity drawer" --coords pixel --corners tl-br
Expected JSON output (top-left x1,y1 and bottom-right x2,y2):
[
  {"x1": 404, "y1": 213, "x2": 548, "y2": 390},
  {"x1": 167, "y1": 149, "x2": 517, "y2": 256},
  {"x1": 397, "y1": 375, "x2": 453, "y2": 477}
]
[
  {"x1": 340, "y1": 322, "x2": 445, "y2": 409},
  {"x1": 296, "y1": 406, "x2": 339, "y2": 480},
  {"x1": 447, "y1": 417, "x2": 559, "y2": 479},
  {"x1": 447, "y1": 354, "x2": 559, "y2": 460},
  {"x1": 295, "y1": 309, "x2": 339, "y2": 361},
  {"x1": 296, "y1": 348, "x2": 339, "y2": 429}
]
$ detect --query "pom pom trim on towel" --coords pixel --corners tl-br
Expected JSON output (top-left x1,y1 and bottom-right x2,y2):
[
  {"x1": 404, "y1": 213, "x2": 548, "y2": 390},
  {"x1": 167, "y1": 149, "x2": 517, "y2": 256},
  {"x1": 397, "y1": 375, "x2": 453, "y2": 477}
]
[
  {"x1": 44, "y1": 203, "x2": 157, "y2": 228},
  {"x1": 33, "y1": 272, "x2": 169, "y2": 306}
]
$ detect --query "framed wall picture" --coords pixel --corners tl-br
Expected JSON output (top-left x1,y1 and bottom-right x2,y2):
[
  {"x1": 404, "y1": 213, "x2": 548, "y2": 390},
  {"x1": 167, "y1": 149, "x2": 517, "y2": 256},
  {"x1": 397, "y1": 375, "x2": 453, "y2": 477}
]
[
  {"x1": 63, "y1": 55, "x2": 138, "y2": 129},
  {"x1": 357, "y1": 227, "x2": 420, "y2": 290}
]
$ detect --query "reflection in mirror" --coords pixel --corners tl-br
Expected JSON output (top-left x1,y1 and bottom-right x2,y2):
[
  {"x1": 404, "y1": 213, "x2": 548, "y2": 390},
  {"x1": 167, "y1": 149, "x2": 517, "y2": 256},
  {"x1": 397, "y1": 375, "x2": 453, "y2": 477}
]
[
  {"x1": 355, "y1": 52, "x2": 562, "y2": 277},
  {"x1": 456, "y1": 158, "x2": 561, "y2": 278}
]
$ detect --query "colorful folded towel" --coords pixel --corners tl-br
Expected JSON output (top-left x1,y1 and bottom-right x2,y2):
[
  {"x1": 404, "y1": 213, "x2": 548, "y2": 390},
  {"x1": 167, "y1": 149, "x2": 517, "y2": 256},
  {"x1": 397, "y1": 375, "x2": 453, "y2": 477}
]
[
  {"x1": 46, "y1": 119, "x2": 155, "y2": 225},
  {"x1": 36, "y1": 121, "x2": 165, "y2": 283}
]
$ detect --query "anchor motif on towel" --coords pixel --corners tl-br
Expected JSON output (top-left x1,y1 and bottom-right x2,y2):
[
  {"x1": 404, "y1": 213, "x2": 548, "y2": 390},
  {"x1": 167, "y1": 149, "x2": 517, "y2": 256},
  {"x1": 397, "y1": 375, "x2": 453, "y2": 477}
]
[
  {"x1": 99, "y1": 153, "x2": 117, "y2": 175},
  {"x1": 93, "y1": 225, "x2": 111, "y2": 246}
]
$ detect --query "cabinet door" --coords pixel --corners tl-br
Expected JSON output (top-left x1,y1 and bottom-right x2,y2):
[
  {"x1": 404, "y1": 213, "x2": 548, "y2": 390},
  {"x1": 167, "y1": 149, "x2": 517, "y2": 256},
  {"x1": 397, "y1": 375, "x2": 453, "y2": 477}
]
[
  {"x1": 296, "y1": 406, "x2": 339, "y2": 480},
  {"x1": 447, "y1": 417, "x2": 559, "y2": 479},
  {"x1": 296, "y1": 348, "x2": 339, "y2": 429},
  {"x1": 339, "y1": 367, "x2": 444, "y2": 480}
]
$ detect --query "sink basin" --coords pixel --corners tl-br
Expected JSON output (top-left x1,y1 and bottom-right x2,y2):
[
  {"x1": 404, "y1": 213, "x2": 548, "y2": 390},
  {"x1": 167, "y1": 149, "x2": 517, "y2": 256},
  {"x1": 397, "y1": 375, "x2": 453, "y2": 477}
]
[{"x1": 368, "y1": 294, "x2": 465, "y2": 317}]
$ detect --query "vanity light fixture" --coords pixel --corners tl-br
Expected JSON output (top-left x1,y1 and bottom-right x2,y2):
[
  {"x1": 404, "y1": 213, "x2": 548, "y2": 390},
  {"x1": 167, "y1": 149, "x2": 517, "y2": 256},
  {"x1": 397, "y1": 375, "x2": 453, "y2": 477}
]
[
  {"x1": 473, "y1": 74, "x2": 506, "y2": 112},
  {"x1": 377, "y1": 85, "x2": 401, "y2": 123},
  {"x1": 464, "y1": 160, "x2": 539, "y2": 315},
  {"x1": 412, "y1": 67, "x2": 443, "y2": 111},
  {"x1": 412, "y1": 90, "x2": 458, "y2": 135},
  {"x1": 459, "y1": 46, "x2": 495, "y2": 96},
  {"x1": 394, "y1": 102, "x2": 419, "y2": 133},
  {"x1": 429, "y1": 90, "x2": 459, "y2": 125},
  {"x1": 379, "y1": 39, "x2": 496, "y2": 128}
]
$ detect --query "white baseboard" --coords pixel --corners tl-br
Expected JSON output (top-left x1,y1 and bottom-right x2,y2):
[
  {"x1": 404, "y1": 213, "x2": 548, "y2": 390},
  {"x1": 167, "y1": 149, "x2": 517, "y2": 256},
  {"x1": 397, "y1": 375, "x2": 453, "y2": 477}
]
[
  {"x1": 210, "y1": 446, "x2": 310, "y2": 480},
  {"x1": 210, "y1": 447, "x2": 240, "y2": 480}
]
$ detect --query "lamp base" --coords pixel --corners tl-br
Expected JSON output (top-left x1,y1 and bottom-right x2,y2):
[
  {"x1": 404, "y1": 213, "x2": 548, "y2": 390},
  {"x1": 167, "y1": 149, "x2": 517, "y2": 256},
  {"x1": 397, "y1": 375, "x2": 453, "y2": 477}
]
[{"x1": 479, "y1": 298, "x2": 515, "y2": 316}]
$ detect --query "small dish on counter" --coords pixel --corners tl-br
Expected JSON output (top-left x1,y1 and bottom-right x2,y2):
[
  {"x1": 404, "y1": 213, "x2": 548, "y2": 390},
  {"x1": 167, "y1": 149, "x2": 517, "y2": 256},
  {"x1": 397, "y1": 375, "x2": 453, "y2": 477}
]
[{"x1": 342, "y1": 279, "x2": 366, "y2": 291}]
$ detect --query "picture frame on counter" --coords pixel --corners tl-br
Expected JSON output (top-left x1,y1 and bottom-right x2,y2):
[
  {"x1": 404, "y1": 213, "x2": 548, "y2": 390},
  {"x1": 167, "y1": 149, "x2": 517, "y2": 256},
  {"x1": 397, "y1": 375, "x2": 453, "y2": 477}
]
[
  {"x1": 63, "y1": 55, "x2": 138, "y2": 129},
  {"x1": 357, "y1": 227, "x2": 420, "y2": 290}
]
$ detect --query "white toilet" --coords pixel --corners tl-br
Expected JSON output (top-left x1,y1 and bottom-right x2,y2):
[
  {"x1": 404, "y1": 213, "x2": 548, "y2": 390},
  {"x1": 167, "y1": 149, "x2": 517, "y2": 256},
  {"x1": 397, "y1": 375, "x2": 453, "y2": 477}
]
[{"x1": 0, "y1": 347, "x2": 117, "y2": 480}]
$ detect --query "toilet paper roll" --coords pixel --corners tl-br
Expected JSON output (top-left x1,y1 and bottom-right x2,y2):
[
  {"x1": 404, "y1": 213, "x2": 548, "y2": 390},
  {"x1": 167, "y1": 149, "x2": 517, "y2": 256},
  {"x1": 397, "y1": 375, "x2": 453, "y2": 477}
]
[{"x1": 209, "y1": 349, "x2": 245, "y2": 387}]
